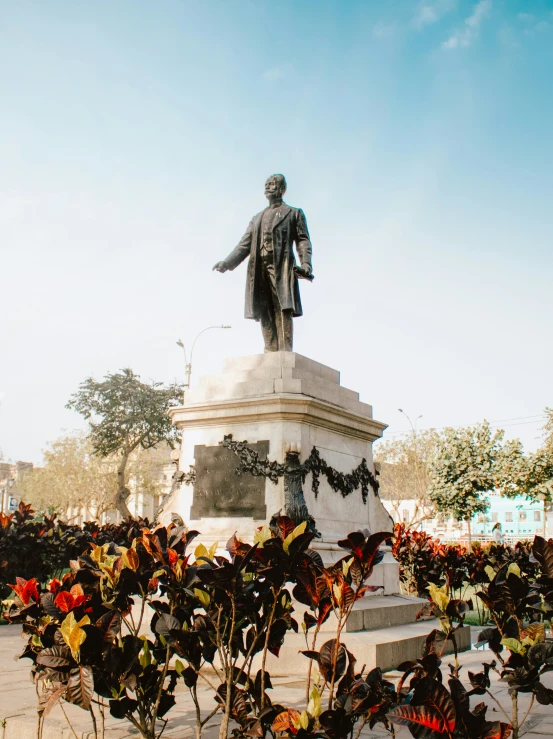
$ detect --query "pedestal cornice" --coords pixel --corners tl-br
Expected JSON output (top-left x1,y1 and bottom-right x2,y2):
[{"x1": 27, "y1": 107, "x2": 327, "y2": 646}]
[{"x1": 169, "y1": 393, "x2": 387, "y2": 442}]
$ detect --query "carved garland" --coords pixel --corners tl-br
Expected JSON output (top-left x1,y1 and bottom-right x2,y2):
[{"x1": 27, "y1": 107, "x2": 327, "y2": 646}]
[{"x1": 220, "y1": 435, "x2": 379, "y2": 504}]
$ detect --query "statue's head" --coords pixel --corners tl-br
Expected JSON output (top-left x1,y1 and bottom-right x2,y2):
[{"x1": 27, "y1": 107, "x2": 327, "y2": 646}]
[{"x1": 264, "y1": 174, "x2": 287, "y2": 200}]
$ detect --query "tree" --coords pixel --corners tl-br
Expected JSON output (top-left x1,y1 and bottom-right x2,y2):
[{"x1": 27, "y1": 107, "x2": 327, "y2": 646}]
[
  {"x1": 526, "y1": 409, "x2": 553, "y2": 510},
  {"x1": 495, "y1": 410, "x2": 553, "y2": 535},
  {"x1": 428, "y1": 421, "x2": 504, "y2": 549},
  {"x1": 66, "y1": 369, "x2": 182, "y2": 518},
  {"x1": 16, "y1": 431, "x2": 118, "y2": 518},
  {"x1": 374, "y1": 429, "x2": 439, "y2": 527}
]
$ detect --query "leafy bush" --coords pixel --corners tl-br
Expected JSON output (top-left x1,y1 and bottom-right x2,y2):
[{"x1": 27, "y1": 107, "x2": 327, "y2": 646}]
[
  {"x1": 393, "y1": 523, "x2": 539, "y2": 626},
  {"x1": 0, "y1": 502, "x2": 150, "y2": 599},
  {"x1": 19, "y1": 505, "x2": 553, "y2": 737},
  {"x1": 474, "y1": 538, "x2": 553, "y2": 739}
]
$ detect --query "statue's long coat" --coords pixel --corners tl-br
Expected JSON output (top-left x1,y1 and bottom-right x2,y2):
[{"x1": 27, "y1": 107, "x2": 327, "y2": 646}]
[{"x1": 224, "y1": 203, "x2": 312, "y2": 319}]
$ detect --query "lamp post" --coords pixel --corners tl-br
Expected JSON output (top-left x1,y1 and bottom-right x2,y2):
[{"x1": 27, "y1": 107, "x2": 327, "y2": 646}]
[
  {"x1": 176, "y1": 325, "x2": 231, "y2": 391},
  {"x1": 398, "y1": 408, "x2": 423, "y2": 434}
]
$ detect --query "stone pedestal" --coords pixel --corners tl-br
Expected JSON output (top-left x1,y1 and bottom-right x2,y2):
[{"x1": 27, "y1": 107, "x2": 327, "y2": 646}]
[
  {"x1": 162, "y1": 352, "x2": 472, "y2": 672},
  {"x1": 165, "y1": 351, "x2": 398, "y2": 595}
]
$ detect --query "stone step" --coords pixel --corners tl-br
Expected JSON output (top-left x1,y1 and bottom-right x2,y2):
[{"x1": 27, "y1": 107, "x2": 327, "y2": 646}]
[
  {"x1": 184, "y1": 376, "x2": 371, "y2": 417},
  {"x1": 318, "y1": 595, "x2": 429, "y2": 633},
  {"x1": 222, "y1": 352, "x2": 340, "y2": 385},
  {"x1": 257, "y1": 621, "x2": 472, "y2": 676},
  {"x1": 200, "y1": 366, "x2": 354, "y2": 398}
]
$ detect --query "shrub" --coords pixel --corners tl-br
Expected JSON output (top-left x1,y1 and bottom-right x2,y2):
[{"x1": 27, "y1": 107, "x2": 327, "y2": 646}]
[
  {"x1": 0, "y1": 502, "x2": 150, "y2": 599},
  {"x1": 21, "y1": 504, "x2": 553, "y2": 737}
]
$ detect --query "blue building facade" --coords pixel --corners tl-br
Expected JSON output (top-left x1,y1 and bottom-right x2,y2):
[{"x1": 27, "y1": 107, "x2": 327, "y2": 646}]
[{"x1": 474, "y1": 494, "x2": 546, "y2": 539}]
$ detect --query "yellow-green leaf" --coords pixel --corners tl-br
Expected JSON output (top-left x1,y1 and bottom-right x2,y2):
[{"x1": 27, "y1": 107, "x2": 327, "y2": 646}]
[
  {"x1": 342, "y1": 557, "x2": 353, "y2": 577},
  {"x1": 194, "y1": 543, "x2": 208, "y2": 560},
  {"x1": 507, "y1": 563, "x2": 521, "y2": 579},
  {"x1": 90, "y1": 543, "x2": 110, "y2": 566},
  {"x1": 485, "y1": 565, "x2": 496, "y2": 581},
  {"x1": 283, "y1": 521, "x2": 307, "y2": 554},
  {"x1": 194, "y1": 588, "x2": 210, "y2": 608},
  {"x1": 60, "y1": 612, "x2": 90, "y2": 662},
  {"x1": 139, "y1": 640, "x2": 152, "y2": 668},
  {"x1": 427, "y1": 583, "x2": 449, "y2": 613},
  {"x1": 299, "y1": 711, "x2": 309, "y2": 730},
  {"x1": 501, "y1": 637, "x2": 525, "y2": 655},
  {"x1": 194, "y1": 542, "x2": 218, "y2": 561},
  {"x1": 253, "y1": 525, "x2": 273, "y2": 547},
  {"x1": 307, "y1": 686, "x2": 322, "y2": 718},
  {"x1": 120, "y1": 546, "x2": 139, "y2": 572},
  {"x1": 333, "y1": 583, "x2": 342, "y2": 606}
]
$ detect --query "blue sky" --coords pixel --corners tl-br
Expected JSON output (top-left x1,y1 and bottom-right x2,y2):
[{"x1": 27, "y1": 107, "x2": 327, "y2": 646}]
[{"x1": 1, "y1": 0, "x2": 553, "y2": 462}]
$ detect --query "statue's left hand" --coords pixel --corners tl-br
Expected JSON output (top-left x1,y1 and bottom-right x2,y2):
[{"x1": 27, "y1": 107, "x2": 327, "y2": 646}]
[{"x1": 300, "y1": 263, "x2": 312, "y2": 277}]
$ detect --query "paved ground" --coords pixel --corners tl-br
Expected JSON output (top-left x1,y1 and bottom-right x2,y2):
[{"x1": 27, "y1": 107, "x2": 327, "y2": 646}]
[{"x1": 1, "y1": 625, "x2": 552, "y2": 738}]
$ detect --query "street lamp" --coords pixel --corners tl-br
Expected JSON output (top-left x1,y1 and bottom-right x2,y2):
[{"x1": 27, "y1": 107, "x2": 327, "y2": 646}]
[
  {"x1": 176, "y1": 325, "x2": 231, "y2": 390},
  {"x1": 398, "y1": 409, "x2": 423, "y2": 434}
]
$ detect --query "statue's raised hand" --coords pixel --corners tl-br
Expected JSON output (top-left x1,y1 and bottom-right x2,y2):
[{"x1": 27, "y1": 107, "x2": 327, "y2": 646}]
[{"x1": 213, "y1": 261, "x2": 229, "y2": 273}]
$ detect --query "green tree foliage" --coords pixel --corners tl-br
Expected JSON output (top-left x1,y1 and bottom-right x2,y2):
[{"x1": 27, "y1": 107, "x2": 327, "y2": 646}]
[
  {"x1": 17, "y1": 432, "x2": 118, "y2": 518},
  {"x1": 374, "y1": 429, "x2": 439, "y2": 527},
  {"x1": 494, "y1": 410, "x2": 553, "y2": 536},
  {"x1": 519, "y1": 409, "x2": 553, "y2": 504},
  {"x1": 66, "y1": 369, "x2": 182, "y2": 519},
  {"x1": 18, "y1": 432, "x2": 172, "y2": 521},
  {"x1": 428, "y1": 422, "x2": 504, "y2": 546}
]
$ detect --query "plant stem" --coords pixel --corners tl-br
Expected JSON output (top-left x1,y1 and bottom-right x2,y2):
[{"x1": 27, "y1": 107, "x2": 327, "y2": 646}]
[
  {"x1": 327, "y1": 612, "x2": 344, "y2": 710},
  {"x1": 59, "y1": 701, "x2": 80, "y2": 739},
  {"x1": 89, "y1": 705, "x2": 98, "y2": 739},
  {"x1": 353, "y1": 717, "x2": 368, "y2": 739},
  {"x1": 150, "y1": 642, "x2": 171, "y2": 738},
  {"x1": 305, "y1": 621, "x2": 322, "y2": 706},
  {"x1": 127, "y1": 711, "x2": 149, "y2": 739},
  {"x1": 260, "y1": 590, "x2": 279, "y2": 711},
  {"x1": 100, "y1": 700, "x2": 105, "y2": 739},
  {"x1": 485, "y1": 690, "x2": 511, "y2": 722},
  {"x1": 201, "y1": 706, "x2": 220, "y2": 728},
  {"x1": 218, "y1": 595, "x2": 236, "y2": 739},
  {"x1": 512, "y1": 690, "x2": 519, "y2": 739},
  {"x1": 191, "y1": 683, "x2": 202, "y2": 739},
  {"x1": 520, "y1": 694, "x2": 534, "y2": 729}
]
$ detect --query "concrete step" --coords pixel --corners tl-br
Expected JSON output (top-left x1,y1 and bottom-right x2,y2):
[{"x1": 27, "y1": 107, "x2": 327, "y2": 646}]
[
  {"x1": 200, "y1": 368, "x2": 358, "y2": 401},
  {"x1": 184, "y1": 376, "x2": 371, "y2": 417},
  {"x1": 258, "y1": 621, "x2": 472, "y2": 676},
  {"x1": 222, "y1": 352, "x2": 340, "y2": 385},
  {"x1": 316, "y1": 595, "x2": 430, "y2": 633}
]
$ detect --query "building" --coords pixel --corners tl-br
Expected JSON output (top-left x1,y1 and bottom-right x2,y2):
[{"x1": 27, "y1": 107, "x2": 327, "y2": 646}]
[
  {"x1": 126, "y1": 457, "x2": 176, "y2": 521},
  {"x1": 473, "y1": 493, "x2": 547, "y2": 540},
  {"x1": 382, "y1": 492, "x2": 548, "y2": 544},
  {"x1": 0, "y1": 460, "x2": 33, "y2": 513}
]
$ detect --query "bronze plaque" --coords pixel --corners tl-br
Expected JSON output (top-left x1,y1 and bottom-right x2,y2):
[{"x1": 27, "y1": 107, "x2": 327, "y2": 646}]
[{"x1": 190, "y1": 441, "x2": 269, "y2": 519}]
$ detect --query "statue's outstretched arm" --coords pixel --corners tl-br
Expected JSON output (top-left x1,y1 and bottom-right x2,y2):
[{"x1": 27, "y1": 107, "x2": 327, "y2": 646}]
[{"x1": 215, "y1": 220, "x2": 254, "y2": 273}]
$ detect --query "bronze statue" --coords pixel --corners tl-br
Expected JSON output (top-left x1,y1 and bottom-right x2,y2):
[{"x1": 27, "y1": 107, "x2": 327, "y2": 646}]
[{"x1": 213, "y1": 174, "x2": 313, "y2": 352}]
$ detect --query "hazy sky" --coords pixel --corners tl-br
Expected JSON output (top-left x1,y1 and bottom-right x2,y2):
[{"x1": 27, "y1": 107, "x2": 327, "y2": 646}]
[{"x1": 1, "y1": 0, "x2": 553, "y2": 464}]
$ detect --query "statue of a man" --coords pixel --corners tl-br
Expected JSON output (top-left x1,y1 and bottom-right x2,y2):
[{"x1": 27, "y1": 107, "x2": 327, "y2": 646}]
[{"x1": 213, "y1": 174, "x2": 313, "y2": 353}]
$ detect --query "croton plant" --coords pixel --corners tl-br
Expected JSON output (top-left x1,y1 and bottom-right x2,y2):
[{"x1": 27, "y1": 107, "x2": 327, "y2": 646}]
[{"x1": 5, "y1": 515, "x2": 553, "y2": 739}]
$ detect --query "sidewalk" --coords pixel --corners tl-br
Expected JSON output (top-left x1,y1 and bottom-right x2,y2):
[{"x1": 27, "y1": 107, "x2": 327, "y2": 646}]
[{"x1": 1, "y1": 625, "x2": 552, "y2": 738}]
